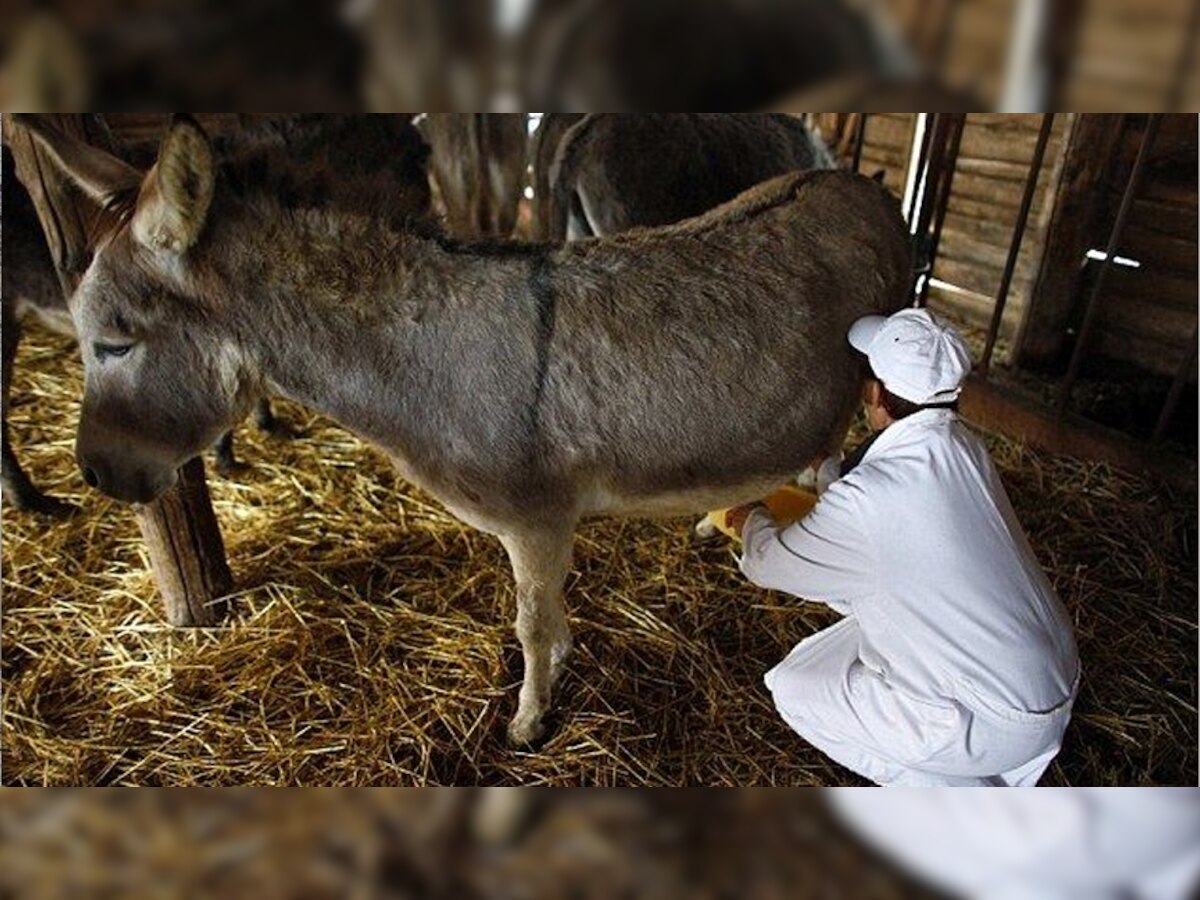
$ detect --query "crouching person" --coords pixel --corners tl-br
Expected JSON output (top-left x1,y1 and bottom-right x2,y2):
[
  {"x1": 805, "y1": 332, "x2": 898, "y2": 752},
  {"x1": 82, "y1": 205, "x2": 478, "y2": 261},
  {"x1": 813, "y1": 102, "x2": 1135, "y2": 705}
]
[{"x1": 728, "y1": 308, "x2": 1079, "y2": 786}]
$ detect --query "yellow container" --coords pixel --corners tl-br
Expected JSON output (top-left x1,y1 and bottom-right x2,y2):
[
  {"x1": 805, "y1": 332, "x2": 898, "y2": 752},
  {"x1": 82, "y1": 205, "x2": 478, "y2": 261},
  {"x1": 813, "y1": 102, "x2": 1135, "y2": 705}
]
[{"x1": 704, "y1": 484, "x2": 818, "y2": 542}]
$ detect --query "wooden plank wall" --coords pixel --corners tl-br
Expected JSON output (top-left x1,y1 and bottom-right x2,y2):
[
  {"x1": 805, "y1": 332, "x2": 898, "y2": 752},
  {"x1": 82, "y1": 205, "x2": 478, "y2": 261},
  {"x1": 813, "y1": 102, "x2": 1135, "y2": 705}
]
[
  {"x1": 1088, "y1": 114, "x2": 1198, "y2": 379},
  {"x1": 929, "y1": 114, "x2": 1070, "y2": 340},
  {"x1": 811, "y1": 111, "x2": 1196, "y2": 386},
  {"x1": 811, "y1": 112, "x2": 915, "y2": 198},
  {"x1": 857, "y1": 113, "x2": 918, "y2": 198}
]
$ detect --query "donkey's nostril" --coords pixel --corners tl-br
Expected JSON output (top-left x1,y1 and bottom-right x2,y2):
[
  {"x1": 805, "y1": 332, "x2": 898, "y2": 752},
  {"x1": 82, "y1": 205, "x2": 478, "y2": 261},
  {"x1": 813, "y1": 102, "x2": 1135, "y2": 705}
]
[{"x1": 82, "y1": 466, "x2": 99, "y2": 488}]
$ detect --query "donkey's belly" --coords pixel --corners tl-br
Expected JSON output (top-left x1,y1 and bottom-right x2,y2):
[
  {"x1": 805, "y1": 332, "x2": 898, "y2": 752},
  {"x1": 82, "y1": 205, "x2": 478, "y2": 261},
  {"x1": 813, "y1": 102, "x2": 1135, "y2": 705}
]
[{"x1": 580, "y1": 475, "x2": 795, "y2": 520}]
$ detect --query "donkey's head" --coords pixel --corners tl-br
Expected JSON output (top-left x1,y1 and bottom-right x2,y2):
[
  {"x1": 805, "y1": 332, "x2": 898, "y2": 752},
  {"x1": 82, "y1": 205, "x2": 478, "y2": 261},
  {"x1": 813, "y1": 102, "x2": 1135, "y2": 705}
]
[{"x1": 17, "y1": 115, "x2": 257, "y2": 503}]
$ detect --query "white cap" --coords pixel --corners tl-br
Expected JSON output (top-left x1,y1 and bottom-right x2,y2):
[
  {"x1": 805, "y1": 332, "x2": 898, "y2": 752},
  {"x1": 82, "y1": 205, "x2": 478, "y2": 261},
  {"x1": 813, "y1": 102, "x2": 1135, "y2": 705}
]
[{"x1": 848, "y1": 308, "x2": 971, "y2": 405}]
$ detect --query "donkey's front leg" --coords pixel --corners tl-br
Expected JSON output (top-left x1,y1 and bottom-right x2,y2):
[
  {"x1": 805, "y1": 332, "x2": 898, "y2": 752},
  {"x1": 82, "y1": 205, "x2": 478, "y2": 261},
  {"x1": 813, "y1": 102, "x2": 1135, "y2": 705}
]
[{"x1": 500, "y1": 526, "x2": 574, "y2": 746}]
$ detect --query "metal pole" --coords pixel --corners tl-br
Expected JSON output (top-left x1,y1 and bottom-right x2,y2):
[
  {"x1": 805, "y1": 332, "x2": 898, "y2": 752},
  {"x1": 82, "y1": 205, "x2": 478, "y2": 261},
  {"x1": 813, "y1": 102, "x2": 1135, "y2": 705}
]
[
  {"x1": 906, "y1": 114, "x2": 937, "y2": 225},
  {"x1": 919, "y1": 114, "x2": 966, "y2": 307},
  {"x1": 1151, "y1": 320, "x2": 1198, "y2": 444},
  {"x1": 980, "y1": 113, "x2": 1055, "y2": 376},
  {"x1": 1057, "y1": 114, "x2": 1163, "y2": 412},
  {"x1": 913, "y1": 115, "x2": 947, "y2": 237},
  {"x1": 909, "y1": 115, "x2": 952, "y2": 299},
  {"x1": 851, "y1": 113, "x2": 868, "y2": 173}
]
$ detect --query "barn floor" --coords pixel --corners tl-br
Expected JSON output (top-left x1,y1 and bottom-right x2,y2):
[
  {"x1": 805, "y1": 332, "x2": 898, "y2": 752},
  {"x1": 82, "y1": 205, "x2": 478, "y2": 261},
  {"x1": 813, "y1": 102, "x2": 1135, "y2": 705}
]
[{"x1": 2, "y1": 328, "x2": 1196, "y2": 786}]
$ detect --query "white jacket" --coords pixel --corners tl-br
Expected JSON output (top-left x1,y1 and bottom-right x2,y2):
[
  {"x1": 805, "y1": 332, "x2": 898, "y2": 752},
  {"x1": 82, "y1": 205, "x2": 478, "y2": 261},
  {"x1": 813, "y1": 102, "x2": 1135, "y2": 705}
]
[{"x1": 741, "y1": 408, "x2": 1079, "y2": 718}]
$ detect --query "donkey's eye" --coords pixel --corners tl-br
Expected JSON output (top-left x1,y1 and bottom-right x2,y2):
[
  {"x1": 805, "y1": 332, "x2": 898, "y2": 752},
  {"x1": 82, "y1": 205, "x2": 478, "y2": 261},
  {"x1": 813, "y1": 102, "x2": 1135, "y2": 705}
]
[{"x1": 93, "y1": 342, "x2": 134, "y2": 361}]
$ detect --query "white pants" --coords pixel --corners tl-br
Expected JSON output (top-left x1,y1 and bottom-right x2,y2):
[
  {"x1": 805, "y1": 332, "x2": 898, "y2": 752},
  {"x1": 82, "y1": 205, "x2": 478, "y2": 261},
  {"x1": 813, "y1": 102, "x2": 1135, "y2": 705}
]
[
  {"x1": 765, "y1": 617, "x2": 1073, "y2": 786},
  {"x1": 831, "y1": 790, "x2": 1200, "y2": 899}
]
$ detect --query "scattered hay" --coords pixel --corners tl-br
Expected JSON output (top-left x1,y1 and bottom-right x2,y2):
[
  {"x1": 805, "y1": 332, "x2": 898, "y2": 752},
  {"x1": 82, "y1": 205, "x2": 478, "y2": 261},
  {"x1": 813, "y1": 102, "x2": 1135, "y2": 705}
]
[{"x1": 2, "y1": 328, "x2": 1196, "y2": 785}]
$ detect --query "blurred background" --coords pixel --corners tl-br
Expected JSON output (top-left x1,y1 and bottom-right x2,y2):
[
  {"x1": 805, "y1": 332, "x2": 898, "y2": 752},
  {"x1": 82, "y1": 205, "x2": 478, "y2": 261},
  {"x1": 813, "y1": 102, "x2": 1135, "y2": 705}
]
[
  {"x1": 0, "y1": 0, "x2": 1197, "y2": 111},
  {"x1": 2, "y1": 789, "x2": 1198, "y2": 898}
]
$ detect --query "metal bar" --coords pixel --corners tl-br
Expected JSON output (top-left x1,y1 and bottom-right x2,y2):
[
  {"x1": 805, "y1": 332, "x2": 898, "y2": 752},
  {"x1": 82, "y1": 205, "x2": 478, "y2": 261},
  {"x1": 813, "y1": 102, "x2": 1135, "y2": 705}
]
[
  {"x1": 980, "y1": 113, "x2": 1055, "y2": 376},
  {"x1": 908, "y1": 115, "x2": 952, "y2": 299},
  {"x1": 905, "y1": 113, "x2": 936, "y2": 224},
  {"x1": 851, "y1": 113, "x2": 868, "y2": 173},
  {"x1": 914, "y1": 115, "x2": 953, "y2": 240},
  {"x1": 908, "y1": 121, "x2": 941, "y2": 296},
  {"x1": 919, "y1": 114, "x2": 966, "y2": 307},
  {"x1": 1151, "y1": 320, "x2": 1199, "y2": 444},
  {"x1": 1057, "y1": 114, "x2": 1162, "y2": 413}
]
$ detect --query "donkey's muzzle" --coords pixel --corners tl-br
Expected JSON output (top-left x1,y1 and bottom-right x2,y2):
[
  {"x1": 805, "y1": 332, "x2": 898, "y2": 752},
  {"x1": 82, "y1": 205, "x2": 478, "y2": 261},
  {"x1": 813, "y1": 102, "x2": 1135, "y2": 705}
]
[{"x1": 76, "y1": 450, "x2": 174, "y2": 504}]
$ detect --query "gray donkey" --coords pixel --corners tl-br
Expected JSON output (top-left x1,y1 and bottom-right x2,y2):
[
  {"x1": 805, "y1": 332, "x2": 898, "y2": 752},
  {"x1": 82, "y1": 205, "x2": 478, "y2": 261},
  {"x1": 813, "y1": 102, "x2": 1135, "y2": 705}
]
[
  {"x1": 18, "y1": 114, "x2": 910, "y2": 745},
  {"x1": 2, "y1": 116, "x2": 432, "y2": 514}
]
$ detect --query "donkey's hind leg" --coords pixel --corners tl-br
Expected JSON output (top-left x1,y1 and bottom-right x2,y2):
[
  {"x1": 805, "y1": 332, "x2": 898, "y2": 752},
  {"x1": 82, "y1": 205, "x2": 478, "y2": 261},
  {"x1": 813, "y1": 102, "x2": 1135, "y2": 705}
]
[{"x1": 500, "y1": 525, "x2": 574, "y2": 746}]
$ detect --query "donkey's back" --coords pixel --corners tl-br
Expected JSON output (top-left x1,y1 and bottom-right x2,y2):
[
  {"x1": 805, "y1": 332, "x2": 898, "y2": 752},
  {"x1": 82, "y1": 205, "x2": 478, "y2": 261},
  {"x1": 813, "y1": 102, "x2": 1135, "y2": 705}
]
[{"x1": 535, "y1": 169, "x2": 911, "y2": 514}]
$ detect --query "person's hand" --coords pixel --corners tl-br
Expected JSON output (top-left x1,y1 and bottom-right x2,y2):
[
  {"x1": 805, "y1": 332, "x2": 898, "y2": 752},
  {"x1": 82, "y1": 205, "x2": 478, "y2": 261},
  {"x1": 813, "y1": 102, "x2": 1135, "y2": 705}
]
[{"x1": 724, "y1": 502, "x2": 767, "y2": 537}]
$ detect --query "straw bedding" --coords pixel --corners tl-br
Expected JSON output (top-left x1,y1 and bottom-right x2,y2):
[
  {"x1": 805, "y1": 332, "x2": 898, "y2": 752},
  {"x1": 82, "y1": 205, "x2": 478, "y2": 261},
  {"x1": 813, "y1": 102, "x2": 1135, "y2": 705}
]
[{"x1": 2, "y1": 327, "x2": 1195, "y2": 785}]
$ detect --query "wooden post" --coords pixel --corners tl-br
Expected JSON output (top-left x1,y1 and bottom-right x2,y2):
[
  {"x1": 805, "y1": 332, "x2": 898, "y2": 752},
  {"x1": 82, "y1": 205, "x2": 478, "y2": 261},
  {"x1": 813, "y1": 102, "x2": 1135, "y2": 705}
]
[
  {"x1": 1011, "y1": 114, "x2": 1126, "y2": 371},
  {"x1": 1056, "y1": 114, "x2": 1163, "y2": 412},
  {"x1": 5, "y1": 114, "x2": 233, "y2": 627},
  {"x1": 135, "y1": 458, "x2": 232, "y2": 627}
]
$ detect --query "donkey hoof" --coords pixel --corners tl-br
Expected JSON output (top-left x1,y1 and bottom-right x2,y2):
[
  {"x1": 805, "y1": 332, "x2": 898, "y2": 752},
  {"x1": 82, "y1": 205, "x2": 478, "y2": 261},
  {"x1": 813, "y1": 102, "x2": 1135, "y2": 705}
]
[
  {"x1": 506, "y1": 713, "x2": 547, "y2": 748},
  {"x1": 260, "y1": 417, "x2": 302, "y2": 441},
  {"x1": 691, "y1": 517, "x2": 721, "y2": 544},
  {"x1": 213, "y1": 455, "x2": 250, "y2": 478},
  {"x1": 274, "y1": 422, "x2": 303, "y2": 441}
]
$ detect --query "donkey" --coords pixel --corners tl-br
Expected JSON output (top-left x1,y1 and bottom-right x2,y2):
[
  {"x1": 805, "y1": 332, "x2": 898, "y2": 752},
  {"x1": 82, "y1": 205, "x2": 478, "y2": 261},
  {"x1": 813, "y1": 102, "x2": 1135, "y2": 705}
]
[
  {"x1": 544, "y1": 114, "x2": 836, "y2": 241},
  {"x1": 2, "y1": 116, "x2": 433, "y2": 513},
  {"x1": 19, "y1": 114, "x2": 910, "y2": 745}
]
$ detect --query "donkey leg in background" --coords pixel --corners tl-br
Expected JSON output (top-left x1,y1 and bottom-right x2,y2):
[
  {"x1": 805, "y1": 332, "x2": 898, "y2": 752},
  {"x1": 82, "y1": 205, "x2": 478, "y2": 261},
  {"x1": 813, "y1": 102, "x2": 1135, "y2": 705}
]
[
  {"x1": 1, "y1": 307, "x2": 76, "y2": 517},
  {"x1": 500, "y1": 525, "x2": 575, "y2": 745},
  {"x1": 253, "y1": 398, "x2": 300, "y2": 440},
  {"x1": 211, "y1": 429, "x2": 242, "y2": 476},
  {"x1": 211, "y1": 398, "x2": 301, "y2": 475}
]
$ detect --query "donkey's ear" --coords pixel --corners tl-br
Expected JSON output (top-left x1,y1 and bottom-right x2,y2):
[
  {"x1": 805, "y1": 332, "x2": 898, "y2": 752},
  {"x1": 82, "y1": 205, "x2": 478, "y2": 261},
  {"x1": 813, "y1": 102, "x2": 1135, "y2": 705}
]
[
  {"x1": 10, "y1": 114, "x2": 142, "y2": 207},
  {"x1": 131, "y1": 114, "x2": 215, "y2": 254}
]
